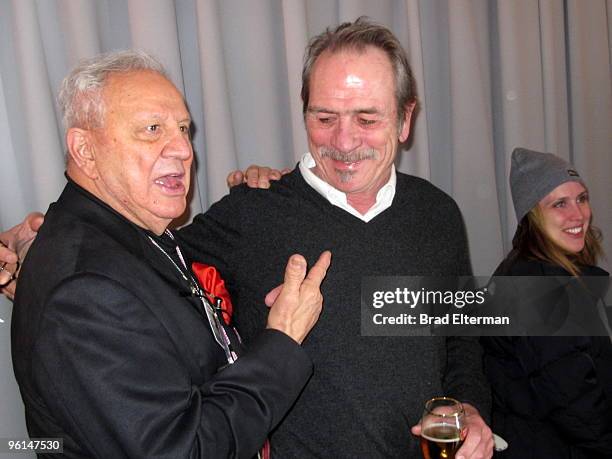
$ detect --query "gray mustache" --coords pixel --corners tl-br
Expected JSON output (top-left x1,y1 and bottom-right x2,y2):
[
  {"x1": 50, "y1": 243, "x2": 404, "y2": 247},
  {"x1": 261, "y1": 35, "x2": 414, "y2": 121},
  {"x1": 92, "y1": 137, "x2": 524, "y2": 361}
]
[{"x1": 319, "y1": 147, "x2": 378, "y2": 162}]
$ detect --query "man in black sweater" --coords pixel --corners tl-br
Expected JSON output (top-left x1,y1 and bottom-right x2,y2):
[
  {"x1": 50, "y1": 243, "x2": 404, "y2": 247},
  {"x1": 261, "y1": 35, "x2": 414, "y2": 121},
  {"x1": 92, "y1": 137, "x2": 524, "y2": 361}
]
[
  {"x1": 180, "y1": 18, "x2": 493, "y2": 458},
  {"x1": 2, "y1": 18, "x2": 493, "y2": 458}
]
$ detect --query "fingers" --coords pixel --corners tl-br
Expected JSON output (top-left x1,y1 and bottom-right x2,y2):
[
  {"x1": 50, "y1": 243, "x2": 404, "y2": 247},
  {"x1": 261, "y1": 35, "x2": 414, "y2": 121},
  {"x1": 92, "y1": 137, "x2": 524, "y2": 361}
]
[
  {"x1": 245, "y1": 165, "x2": 287, "y2": 189},
  {"x1": 410, "y1": 424, "x2": 422, "y2": 436},
  {"x1": 266, "y1": 251, "x2": 331, "y2": 344},
  {"x1": 303, "y1": 251, "x2": 332, "y2": 287},
  {"x1": 245, "y1": 165, "x2": 271, "y2": 189},
  {"x1": 456, "y1": 427, "x2": 478, "y2": 459},
  {"x1": 245, "y1": 165, "x2": 263, "y2": 188},
  {"x1": 0, "y1": 260, "x2": 19, "y2": 287},
  {"x1": 227, "y1": 165, "x2": 287, "y2": 189},
  {"x1": 265, "y1": 284, "x2": 282, "y2": 307},
  {"x1": 0, "y1": 241, "x2": 18, "y2": 264},
  {"x1": 456, "y1": 431, "x2": 494, "y2": 459},
  {"x1": 281, "y1": 254, "x2": 307, "y2": 294},
  {"x1": 0, "y1": 239, "x2": 19, "y2": 298},
  {"x1": 226, "y1": 170, "x2": 244, "y2": 188},
  {"x1": 0, "y1": 285, "x2": 16, "y2": 301},
  {"x1": 0, "y1": 237, "x2": 18, "y2": 297},
  {"x1": 455, "y1": 404, "x2": 494, "y2": 459},
  {"x1": 26, "y1": 212, "x2": 45, "y2": 232},
  {"x1": 1, "y1": 213, "x2": 43, "y2": 300},
  {"x1": 266, "y1": 252, "x2": 329, "y2": 306}
]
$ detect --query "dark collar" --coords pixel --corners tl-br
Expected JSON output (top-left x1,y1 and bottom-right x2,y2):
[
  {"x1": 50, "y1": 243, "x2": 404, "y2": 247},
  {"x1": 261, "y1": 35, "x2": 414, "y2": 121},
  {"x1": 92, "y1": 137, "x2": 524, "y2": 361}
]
[
  {"x1": 57, "y1": 179, "x2": 204, "y2": 299},
  {"x1": 57, "y1": 177, "x2": 159, "y2": 266}
]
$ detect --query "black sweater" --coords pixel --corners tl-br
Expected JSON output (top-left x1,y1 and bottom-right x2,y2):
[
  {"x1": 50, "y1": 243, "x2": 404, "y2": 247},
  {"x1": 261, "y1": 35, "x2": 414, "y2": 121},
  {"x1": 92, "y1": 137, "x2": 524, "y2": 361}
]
[
  {"x1": 481, "y1": 256, "x2": 612, "y2": 458},
  {"x1": 179, "y1": 168, "x2": 491, "y2": 458}
]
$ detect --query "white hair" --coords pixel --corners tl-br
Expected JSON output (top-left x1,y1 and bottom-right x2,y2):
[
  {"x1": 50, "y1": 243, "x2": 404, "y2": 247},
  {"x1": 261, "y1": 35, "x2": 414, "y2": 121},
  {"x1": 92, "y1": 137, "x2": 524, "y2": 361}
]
[{"x1": 57, "y1": 50, "x2": 169, "y2": 129}]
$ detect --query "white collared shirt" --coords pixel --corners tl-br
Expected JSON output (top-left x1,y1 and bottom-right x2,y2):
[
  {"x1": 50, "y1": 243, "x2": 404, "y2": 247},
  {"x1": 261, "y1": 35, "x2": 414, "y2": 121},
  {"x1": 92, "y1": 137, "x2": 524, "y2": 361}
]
[{"x1": 298, "y1": 152, "x2": 396, "y2": 223}]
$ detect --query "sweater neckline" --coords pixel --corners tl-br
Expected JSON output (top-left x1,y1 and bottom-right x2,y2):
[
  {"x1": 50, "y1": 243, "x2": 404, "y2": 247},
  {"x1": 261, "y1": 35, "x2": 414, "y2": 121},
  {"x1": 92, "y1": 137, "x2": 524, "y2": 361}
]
[{"x1": 287, "y1": 168, "x2": 397, "y2": 226}]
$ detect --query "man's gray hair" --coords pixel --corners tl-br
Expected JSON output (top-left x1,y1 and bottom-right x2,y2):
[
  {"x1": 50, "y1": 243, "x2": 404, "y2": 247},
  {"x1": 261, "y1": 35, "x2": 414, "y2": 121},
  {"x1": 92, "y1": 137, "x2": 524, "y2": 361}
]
[
  {"x1": 58, "y1": 50, "x2": 169, "y2": 129},
  {"x1": 301, "y1": 17, "x2": 417, "y2": 124}
]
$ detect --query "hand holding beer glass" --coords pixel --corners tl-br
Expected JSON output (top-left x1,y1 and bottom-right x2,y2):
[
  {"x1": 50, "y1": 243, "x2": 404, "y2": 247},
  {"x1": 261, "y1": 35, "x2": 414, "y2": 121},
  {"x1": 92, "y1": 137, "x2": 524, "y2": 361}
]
[{"x1": 419, "y1": 397, "x2": 465, "y2": 459}]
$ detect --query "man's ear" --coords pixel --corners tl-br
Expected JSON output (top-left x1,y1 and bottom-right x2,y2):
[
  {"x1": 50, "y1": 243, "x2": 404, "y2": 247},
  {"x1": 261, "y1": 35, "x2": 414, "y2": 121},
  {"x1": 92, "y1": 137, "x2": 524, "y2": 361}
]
[
  {"x1": 398, "y1": 101, "x2": 417, "y2": 143},
  {"x1": 66, "y1": 128, "x2": 99, "y2": 179}
]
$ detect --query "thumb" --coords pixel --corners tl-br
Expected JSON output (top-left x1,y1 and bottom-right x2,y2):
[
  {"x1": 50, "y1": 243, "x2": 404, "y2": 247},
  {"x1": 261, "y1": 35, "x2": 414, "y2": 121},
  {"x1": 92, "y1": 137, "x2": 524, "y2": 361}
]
[
  {"x1": 265, "y1": 284, "x2": 282, "y2": 307},
  {"x1": 226, "y1": 170, "x2": 244, "y2": 188},
  {"x1": 281, "y1": 254, "x2": 307, "y2": 294},
  {"x1": 28, "y1": 213, "x2": 44, "y2": 232},
  {"x1": 411, "y1": 424, "x2": 422, "y2": 437}
]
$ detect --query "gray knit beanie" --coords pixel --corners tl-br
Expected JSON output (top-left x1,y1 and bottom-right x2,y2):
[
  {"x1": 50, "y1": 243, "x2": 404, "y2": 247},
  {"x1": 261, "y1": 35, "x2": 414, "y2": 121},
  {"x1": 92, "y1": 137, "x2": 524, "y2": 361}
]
[{"x1": 510, "y1": 148, "x2": 583, "y2": 222}]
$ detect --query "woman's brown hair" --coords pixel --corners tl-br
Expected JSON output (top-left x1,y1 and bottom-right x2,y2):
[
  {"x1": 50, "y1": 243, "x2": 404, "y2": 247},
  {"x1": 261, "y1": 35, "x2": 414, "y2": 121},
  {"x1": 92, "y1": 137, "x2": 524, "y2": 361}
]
[{"x1": 509, "y1": 205, "x2": 603, "y2": 276}]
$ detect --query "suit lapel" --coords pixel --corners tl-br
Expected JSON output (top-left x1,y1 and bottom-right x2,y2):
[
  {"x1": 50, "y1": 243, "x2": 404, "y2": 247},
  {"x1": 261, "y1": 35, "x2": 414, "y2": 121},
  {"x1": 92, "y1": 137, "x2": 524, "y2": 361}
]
[{"x1": 56, "y1": 180, "x2": 225, "y2": 379}]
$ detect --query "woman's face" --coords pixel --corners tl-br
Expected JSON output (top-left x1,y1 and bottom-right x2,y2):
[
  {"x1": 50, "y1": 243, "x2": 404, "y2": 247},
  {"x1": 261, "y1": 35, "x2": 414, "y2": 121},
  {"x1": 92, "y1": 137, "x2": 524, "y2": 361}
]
[{"x1": 538, "y1": 181, "x2": 591, "y2": 254}]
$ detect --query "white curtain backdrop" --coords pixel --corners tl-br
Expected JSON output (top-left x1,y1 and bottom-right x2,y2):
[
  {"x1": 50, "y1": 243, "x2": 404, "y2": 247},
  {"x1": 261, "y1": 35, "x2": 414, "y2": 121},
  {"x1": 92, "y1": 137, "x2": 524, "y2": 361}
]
[{"x1": 1, "y1": 0, "x2": 610, "y2": 454}]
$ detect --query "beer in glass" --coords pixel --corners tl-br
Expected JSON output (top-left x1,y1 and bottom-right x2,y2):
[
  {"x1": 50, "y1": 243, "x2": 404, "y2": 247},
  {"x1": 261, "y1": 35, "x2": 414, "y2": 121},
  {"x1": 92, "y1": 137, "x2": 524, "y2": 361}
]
[{"x1": 419, "y1": 397, "x2": 465, "y2": 459}]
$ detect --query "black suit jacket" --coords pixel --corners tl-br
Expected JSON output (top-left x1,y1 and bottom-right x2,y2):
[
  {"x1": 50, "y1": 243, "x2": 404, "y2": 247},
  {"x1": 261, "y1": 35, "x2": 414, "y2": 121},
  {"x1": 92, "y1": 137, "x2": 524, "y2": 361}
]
[{"x1": 12, "y1": 180, "x2": 312, "y2": 458}]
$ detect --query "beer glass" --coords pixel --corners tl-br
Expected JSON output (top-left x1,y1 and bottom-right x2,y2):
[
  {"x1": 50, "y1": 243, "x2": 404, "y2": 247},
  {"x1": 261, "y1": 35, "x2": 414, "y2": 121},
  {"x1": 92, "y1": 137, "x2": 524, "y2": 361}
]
[{"x1": 420, "y1": 397, "x2": 465, "y2": 459}]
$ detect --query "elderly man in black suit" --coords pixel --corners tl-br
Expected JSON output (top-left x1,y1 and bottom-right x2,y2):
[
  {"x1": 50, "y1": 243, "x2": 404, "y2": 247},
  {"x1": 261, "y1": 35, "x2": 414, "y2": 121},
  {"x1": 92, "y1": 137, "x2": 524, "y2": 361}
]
[{"x1": 9, "y1": 50, "x2": 330, "y2": 458}]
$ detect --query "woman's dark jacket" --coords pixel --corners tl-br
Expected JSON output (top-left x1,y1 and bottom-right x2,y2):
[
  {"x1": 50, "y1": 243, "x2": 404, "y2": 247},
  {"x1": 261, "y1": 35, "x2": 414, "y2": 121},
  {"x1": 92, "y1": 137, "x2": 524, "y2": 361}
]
[{"x1": 481, "y1": 256, "x2": 612, "y2": 458}]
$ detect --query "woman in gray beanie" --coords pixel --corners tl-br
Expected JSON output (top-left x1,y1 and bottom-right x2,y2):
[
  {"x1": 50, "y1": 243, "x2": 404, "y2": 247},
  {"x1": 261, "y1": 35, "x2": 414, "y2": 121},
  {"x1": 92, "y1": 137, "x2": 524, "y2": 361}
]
[{"x1": 481, "y1": 148, "x2": 612, "y2": 458}]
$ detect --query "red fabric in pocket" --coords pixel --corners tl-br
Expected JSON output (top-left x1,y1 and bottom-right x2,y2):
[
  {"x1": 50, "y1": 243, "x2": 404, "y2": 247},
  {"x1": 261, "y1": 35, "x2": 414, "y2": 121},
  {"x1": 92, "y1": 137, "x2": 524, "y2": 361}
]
[{"x1": 191, "y1": 262, "x2": 234, "y2": 325}]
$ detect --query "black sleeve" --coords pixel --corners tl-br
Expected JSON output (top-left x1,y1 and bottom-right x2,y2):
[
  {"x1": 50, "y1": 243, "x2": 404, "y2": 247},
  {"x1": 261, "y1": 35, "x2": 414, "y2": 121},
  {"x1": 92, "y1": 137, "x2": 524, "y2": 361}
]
[
  {"x1": 443, "y1": 202, "x2": 492, "y2": 421},
  {"x1": 32, "y1": 274, "x2": 312, "y2": 459},
  {"x1": 444, "y1": 336, "x2": 491, "y2": 422}
]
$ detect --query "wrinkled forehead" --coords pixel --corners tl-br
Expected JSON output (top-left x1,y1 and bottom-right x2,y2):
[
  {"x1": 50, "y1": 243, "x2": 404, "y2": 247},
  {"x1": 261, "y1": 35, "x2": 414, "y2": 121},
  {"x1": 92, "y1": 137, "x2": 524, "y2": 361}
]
[
  {"x1": 309, "y1": 47, "x2": 397, "y2": 107},
  {"x1": 102, "y1": 70, "x2": 188, "y2": 117},
  {"x1": 315, "y1": 47, "x2": 394, "y2": 78}
]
